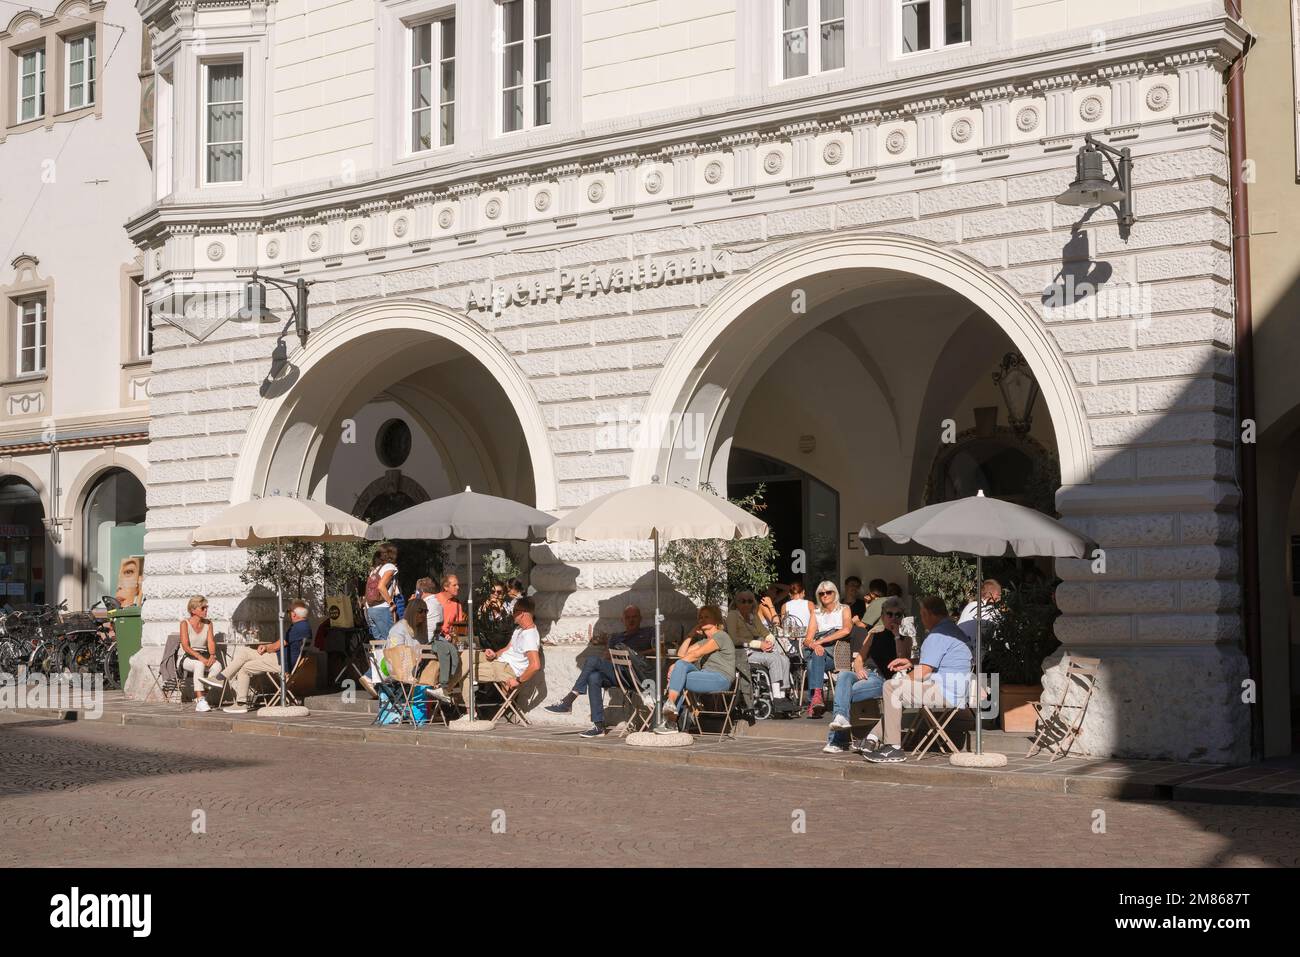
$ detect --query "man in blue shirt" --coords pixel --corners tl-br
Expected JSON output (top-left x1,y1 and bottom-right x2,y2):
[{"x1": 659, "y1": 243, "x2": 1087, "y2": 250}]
[
  {"x1": 861, "y1": 595, "x2": 973, "y2": 764},
  {"x1": 544, "y1": 604, "x2": 655, "y2": 737},
  {"x1": 283, "y1": 600, "x2": 313, "y2": 673}
]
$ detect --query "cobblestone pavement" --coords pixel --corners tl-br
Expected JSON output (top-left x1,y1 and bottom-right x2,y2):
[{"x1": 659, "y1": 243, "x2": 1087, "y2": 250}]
[{"x1": 2, "y1": 715, "x2": 1299, "y2": 867}]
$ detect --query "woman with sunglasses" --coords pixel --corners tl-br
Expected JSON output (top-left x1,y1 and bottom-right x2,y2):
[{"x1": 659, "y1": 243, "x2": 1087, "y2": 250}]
[
  {"x1": 802, "y1": 581, "x2": 851, "y2": 717},
  {"x1": 823, "y1": 595, "x2": 912, "y2": 753},
  {"x1": 179, "y1": 595, "x2": 221, "y2": 713}
]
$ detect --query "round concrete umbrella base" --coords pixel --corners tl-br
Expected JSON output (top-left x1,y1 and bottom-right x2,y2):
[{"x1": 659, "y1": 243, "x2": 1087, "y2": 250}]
[
  {"x1": 258, "y1": 705, "x2": 311, "y2": 719},
  {"x1": 449, "y1": 717, "x2": 497, "y2": 732},
  {"x1": 626, "y1": 730, "x2": 693, "y2": 748},
  {"x1": 950, "y1": 751, "x2": 1008, "y2": 768}
]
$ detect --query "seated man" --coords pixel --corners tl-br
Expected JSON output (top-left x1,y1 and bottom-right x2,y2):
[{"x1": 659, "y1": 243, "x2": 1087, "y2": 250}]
[
  {"x1": 957, "y1": 578, "x2": 1003, "y2": 644},
  {"x1": 860, "y1": 595, "x2": 974, "y2": 764},
  {"x1": 453, "y1": 597, "x2": 542, "y2": 712},
  {"x1": 544, "y1": 604, "x2": 654, "y2": 737},
  {"x1": 823, "y1": 596, "x2": 911, "y2": 753},
  {"x1": 659, "y1": 605, "x2": 735, "y2": 731},
  {"x1": 412, "y1": 576, "x2": 457, "y2": 703},
  {"x1": 205, "y1": 600, "x2": 312, "y2": 713}
]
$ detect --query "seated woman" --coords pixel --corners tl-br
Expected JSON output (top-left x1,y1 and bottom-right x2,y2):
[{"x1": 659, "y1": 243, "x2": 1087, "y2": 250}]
[
  {"x1": 179, "y1": 595, "x2": 221, "y2": 713},
  {"x1": 802, "y1": 581, "x2": 852, "y2": 717},
  {"x1": 381, "y1": 601, "x2": 455, "y2": 706},
  {"x1": 476, "y1": 581, "x2": 512, "y2": 651},
  {"x1": 726, "y1": 590, "x2": 793, "y2": 712},
  {"x1": 823, "y1": 596, "x2": 912, "y2": 753},
  {"x1": 659, "y1": 605, "x2": 735, "y2": 730}
]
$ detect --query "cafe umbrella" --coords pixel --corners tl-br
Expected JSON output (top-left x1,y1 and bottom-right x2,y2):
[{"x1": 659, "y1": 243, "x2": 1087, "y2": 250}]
[
  {"x1": 190, "y1": 495, "x2": 371, "y2": 717},
  {"x1": 546, "y1": 479, "x2": 769, "y2": 742},
  {"x1": 858, "y1": 491, "x2": 1097, "y2": 767},
  {"x1": 364, "y1": 488, "x2": 556, "y2": 728}
]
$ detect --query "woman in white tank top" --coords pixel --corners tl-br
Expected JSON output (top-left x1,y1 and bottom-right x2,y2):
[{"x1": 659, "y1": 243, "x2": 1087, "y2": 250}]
[{"x1": 801, "y1": 580, "x2": 851, "y2": 716}]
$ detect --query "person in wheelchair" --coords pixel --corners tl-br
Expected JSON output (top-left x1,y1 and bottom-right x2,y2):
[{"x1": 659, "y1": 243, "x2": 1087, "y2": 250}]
[
  {"x1": 727, "y1": 591, "x2": 794, "y2": 717},
  {"x1": 823, "y1": 596, "x2": 912, "y2": 753}
]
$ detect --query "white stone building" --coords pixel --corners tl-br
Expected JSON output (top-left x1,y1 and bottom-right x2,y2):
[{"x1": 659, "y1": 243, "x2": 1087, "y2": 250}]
[
  {"x1": 0, "y1": 0, "x2": 153, "y2": 612},
  {"x1": 119, "y1": 0, "x2": 1263, "y2": 762}
]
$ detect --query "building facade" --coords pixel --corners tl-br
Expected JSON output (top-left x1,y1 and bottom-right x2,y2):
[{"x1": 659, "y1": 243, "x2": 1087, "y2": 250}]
[
  {"x1": 117, "y1": 0, "x2": 1262, "y2": 762},
  {"x1": 0, "y1": 0, "x2": 153, "y2": 613},
  {"x1": 1240, "y1": 0, "x2": 1300, "y2": 758}
]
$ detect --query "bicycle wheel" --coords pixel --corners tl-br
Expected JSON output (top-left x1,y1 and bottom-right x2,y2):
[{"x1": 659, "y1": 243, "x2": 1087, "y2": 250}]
[{"x1": 102, "y1": 643, "x2": 120, "y2": 690}]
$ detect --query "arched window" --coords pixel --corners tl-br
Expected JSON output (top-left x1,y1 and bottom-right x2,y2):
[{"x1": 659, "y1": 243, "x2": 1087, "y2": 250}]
[{"x1": 82, "y1": 469, "x2": 146, "y2": 608}]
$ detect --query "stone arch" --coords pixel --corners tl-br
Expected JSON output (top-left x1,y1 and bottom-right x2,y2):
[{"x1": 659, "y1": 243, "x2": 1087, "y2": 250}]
[
  {"x1": 231, "y1": 298, "x2": 558, "y2": 511},
  {"x1": 631, "y1": 232, "x2": 1091, "y2": 492},
  {"x1": 63, "y1": 453, "x2": 148, "y2": 610}
]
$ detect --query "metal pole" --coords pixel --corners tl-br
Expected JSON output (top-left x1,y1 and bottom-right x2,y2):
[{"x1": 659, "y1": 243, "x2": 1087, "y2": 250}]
[
  {"x1": 975, "y1": 555, "x2": 983, "y2": 755},
  {"x1": 653, "y1": 533, "x2": 663, "y2": 729},
  {"x1": 277, "y1": 537, "x2": 286, "y2": 708},
  {"x1": 467, "y1": 540, "x2": 476, "y2": 719}
]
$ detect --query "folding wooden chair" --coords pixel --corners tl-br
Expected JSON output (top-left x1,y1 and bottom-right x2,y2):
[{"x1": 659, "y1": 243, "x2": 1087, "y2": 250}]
[
  {"x1": 907, "y1": 700, "x2": 963, "y2": 758},
  {"x1": 680, "y1": 674, "x2": 741, "y2": 740},
  {"x1": 483, "y1": 677, "x2": 531, "y2": 725},
  {"x1": 609, "y1": 646, "x2": 652, "y2": 736},
  {"x1": 1026, "y1": 655, "x2": 1100, "y2": 761},
  {"x1": 146, "y1": 633, "x2": 183, "y2": 703},
  {"x1": 379, "y1": 645, "x2": 425, "y2": 729}
]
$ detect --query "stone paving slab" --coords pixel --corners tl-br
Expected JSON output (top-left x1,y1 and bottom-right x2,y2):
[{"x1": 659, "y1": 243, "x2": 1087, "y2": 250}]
[{"x1": 11, "y1": 691, "x2": 1293, "y2": 806}]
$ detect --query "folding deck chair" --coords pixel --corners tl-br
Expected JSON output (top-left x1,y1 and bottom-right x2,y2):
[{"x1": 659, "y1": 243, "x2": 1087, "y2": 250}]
[
  {"x1": 1026, "y1": 655, "x2": 1101, "y2": 761},
  {"x1": 609, "y1": 646, "x2": 652, "y2": 736},
  {"x1": 680, "y1": 673, "x2": 741, "y2": 740}
]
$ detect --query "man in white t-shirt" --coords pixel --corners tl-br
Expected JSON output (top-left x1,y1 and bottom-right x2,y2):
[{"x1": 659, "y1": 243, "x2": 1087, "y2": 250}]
[
  {"x1": 455, "y1": 597, "x2": 542, "y2": 695},
  {"x1": 957, "y1": 579, "x2": 1002, "y2": 644}
]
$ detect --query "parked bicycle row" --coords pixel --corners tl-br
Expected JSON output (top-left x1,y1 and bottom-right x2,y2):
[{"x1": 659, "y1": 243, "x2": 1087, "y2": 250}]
[{"x1": 0, "y1": 596, "x2": 122, "y2": 689}]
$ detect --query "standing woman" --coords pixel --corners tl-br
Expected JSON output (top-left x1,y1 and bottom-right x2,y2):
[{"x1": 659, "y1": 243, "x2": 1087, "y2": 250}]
[
  {"x1": 179, "y1": 595, "x2": 222, "y2": 713},
  {"x1": 802, "y1": 581, "x2": 851, "y2": 717},
  {"x1": 363, "y1": 544, "x2": 401, "y2": 642}
]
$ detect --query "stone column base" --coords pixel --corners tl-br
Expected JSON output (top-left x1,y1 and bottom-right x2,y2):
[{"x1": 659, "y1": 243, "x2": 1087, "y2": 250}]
[{"x1": 1038, "y1": 644, "x2": 1250, "y2": 764}]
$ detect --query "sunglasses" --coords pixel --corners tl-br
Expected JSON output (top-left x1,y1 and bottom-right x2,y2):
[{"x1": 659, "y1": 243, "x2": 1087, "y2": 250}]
[
  {"x1": 883, "y1": 611, "x2": 901, "y2": 618},
  {"x1": 817, "y1": 591, "x2": 833, "y2": 597},
  {"x1": 738, "y1": 598, "x2": 754, "y2": 604}
]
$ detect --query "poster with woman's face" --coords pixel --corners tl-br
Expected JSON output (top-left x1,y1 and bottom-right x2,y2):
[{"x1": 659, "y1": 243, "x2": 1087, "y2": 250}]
[{"x1": 115, "y1": 556, "x2": 143, "y2": 607}]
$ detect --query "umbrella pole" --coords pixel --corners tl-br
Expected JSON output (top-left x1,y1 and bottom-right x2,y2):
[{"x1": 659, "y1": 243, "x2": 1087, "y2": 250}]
[
  {"x1": 653, "y1": 532, "x2": 663, "y2": 729},
  {"x1": 277, "y1": 537, "x2": 286, "y2": 709},
  {"x1": 975, "y1": 555, "x2": 983, "y2": 756},
  {"x1": 467, "y1": 540, "x2": 475, "y2": 720}
]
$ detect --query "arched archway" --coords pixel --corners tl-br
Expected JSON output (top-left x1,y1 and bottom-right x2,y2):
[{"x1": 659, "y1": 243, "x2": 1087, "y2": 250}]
[
  {"x1": 632, "y1": 233, "x2": 1090, "y2": 494},
  {"x1": 231, "y1": 298, "x2": 557, "y2": 511}
]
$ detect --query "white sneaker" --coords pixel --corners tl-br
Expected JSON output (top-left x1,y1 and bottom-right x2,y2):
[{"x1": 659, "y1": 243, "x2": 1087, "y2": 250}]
[
  {"x1": 223, "y1": 704, "x2": 249, "y2": 714},
  {"x1": 822, "y1": 742, "x2": 849, "y2": 754},
  {"x1": 195, "y1": 698, "x2": 211, "y2": 713},
  {"x1": 428, "y1": 687, "x2": 452, "y2": 704},
  {"x1": 198, "y1": 675, "x2": 224, "y2": 690},
  {"x1": 828, "y1": 713, "x2": 852, "y2": 730}
]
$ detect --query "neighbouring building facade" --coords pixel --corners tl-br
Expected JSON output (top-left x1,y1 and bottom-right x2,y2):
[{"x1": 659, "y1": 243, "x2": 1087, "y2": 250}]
[
  {"x1": 1240, "y1": 0, "x2": 1300, "y2": 758},
  {"x1": 0, "y1": 1, "x2": 153, "y2": 614},
  {"x1": 104, "y1": 0, "x2": 1268, "y2": 762}
]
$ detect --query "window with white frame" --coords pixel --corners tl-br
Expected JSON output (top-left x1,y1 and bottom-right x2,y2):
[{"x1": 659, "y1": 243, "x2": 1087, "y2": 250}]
[
  {"x1": 18, "y1": 46, "x2": 46, "y2": 121},
  {"x1": 410, "y1": 16, "x2": 455, "y2": 152},
  {"x1": 899, "y1": 0, "x2": 970, "y2": 55},
  {"x1": 203, "y1": 61, "x2": 244, "y2": 184},
  {"x1": 133, "y1": 280, "x2": 153, "y2": 359},
  {"x1": 780, "y1": 0, "x2": 844, "y2": 80},
  {"x1": 66, "y1": 31, "x2": 95, "y2": 110},
  {"x1": 16, "y1": 297, "x2": 47, "y2": 376},
  {"x1": 499, "y1": 0, "x2": 550, "y2": 134}
]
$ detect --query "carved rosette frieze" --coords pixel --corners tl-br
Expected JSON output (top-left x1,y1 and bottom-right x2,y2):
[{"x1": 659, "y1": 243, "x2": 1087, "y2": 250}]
[{"x1": 448, "y1": 183, "x2": 480, "y2": 243}]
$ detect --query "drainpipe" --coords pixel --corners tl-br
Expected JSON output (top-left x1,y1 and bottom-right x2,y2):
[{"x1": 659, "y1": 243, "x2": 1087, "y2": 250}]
[{"x1": 1225, "y1": 0, "x2": 1263, "y2": 759}]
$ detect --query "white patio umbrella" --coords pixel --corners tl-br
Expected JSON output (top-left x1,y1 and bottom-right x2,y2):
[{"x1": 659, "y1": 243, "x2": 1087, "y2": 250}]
[
  {"x1": 365, "y1": 487, "x2": 556, "y2": 728},
  {"x1": 858, "y1": 490, "x2": 1096, "y2": 767},
  {"x1": 547, "y1": 480, "x2": 769, "y2": 740},
  {"x1": 191, "y1": 495, "x2": 370, "y2": 717}
]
